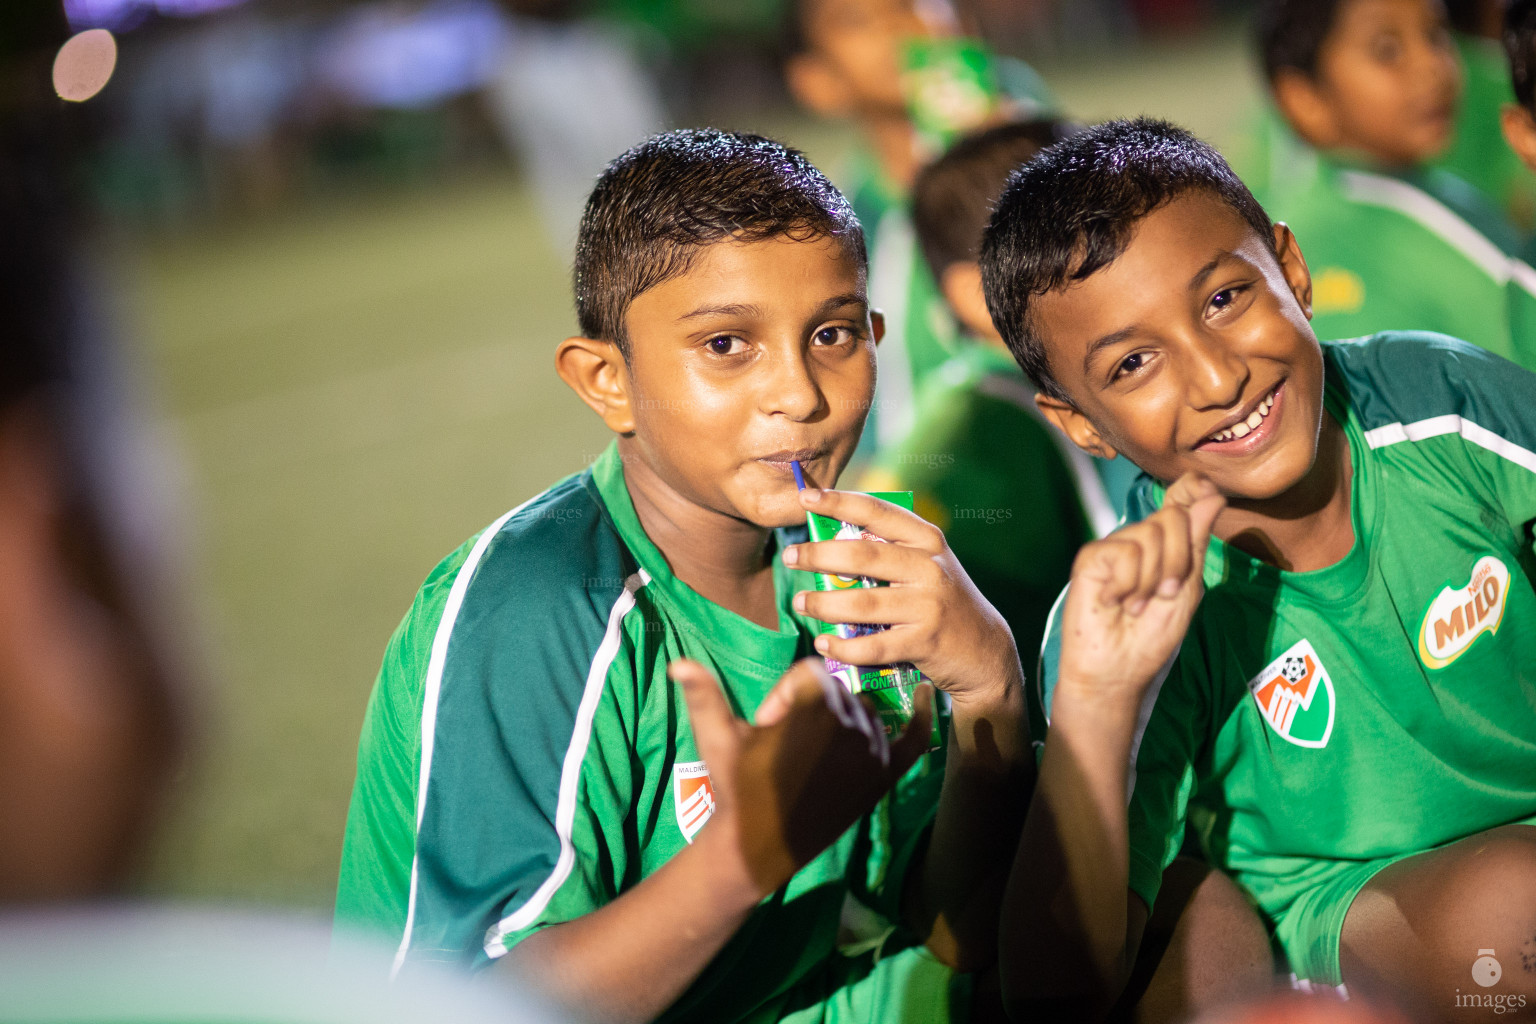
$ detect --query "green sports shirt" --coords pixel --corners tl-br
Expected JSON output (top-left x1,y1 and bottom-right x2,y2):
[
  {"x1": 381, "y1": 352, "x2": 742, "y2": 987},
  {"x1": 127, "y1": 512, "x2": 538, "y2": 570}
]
[
  {"x1": 1253, "y1": 145, "x2": 1536, "y2": 371},
  {"x1": 335, "y1": 445, "x2": 948, "y2": 1023},
  {"x1": 1035, "y1": 332, "x2": 1536, "y2": 965}
]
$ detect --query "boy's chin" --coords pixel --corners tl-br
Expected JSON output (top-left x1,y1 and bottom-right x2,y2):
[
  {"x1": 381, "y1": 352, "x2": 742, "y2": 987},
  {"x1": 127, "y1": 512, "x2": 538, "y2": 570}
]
[{"x1": 747, "y1": 494, "x2": 811, "y2": 532}]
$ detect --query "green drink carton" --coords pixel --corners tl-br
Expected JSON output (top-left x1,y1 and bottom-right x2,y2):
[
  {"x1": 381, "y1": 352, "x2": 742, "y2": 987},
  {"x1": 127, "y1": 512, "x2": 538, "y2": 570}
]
[
  {"x1": 900, "y1": 36, "x2": 1000, "y2": 153},
  {"x1": 804, "y1": 490, "x2": 943, "y2": 750}
]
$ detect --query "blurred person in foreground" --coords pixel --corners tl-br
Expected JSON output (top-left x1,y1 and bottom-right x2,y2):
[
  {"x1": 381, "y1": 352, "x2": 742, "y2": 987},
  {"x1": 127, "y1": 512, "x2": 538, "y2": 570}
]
[
  {"x1": 1252, "y1": 0, "x2": 1536, "y2": 370},
  {"x1": 0, "y1": 0, "x2": 185, "y2": 906},
  {"x1": 0, "y1": 8, "x2": 561, "y2": 1021},
  {"x1": 782, "y1": 0, "x2": 1054, "y2": 455}
]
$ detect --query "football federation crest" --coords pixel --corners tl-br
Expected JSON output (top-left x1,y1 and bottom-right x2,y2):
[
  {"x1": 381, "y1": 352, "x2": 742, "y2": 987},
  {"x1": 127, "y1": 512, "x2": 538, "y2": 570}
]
[
  {"x1": 672, "y1": 761, "x2": 715, "y2": 844},
  {"x1": 1418, "y1": 555, "x2": 1510, "y2": 670},
  {"x1": 1248, "y1": 639, "x2": 1335, "y2": 748}
]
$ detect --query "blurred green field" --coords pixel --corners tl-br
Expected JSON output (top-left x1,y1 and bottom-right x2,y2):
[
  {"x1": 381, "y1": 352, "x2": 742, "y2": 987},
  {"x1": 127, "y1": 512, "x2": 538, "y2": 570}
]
[{"x1": 125, "y1": 28, "x2": 1262, "y2": 909}]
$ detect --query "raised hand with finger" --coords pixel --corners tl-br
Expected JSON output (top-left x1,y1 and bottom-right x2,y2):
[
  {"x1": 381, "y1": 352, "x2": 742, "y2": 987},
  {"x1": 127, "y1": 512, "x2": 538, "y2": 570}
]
[
  {"x1": 1055, "y1": 471, "x2": 1227, "y2": 708},
  {"x1": 668, "y1": 656, "x2": 936, "y2": 899}
]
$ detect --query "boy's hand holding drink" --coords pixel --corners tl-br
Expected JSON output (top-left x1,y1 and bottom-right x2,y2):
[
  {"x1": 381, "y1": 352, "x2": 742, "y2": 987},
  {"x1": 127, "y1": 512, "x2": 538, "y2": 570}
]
[{"x1": 782, "y1": 477, "x2": 1023, "y2": 714}]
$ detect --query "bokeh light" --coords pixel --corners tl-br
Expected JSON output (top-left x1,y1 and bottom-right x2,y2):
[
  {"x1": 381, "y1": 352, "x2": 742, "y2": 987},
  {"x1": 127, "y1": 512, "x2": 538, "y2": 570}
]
[{"x1": 53, "y1": 28, "x2": 118, "y2": 103}]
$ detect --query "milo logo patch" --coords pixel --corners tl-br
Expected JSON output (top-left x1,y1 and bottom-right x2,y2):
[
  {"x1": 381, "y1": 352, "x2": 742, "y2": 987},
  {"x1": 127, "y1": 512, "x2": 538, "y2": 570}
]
[{"x1": 1418, "y1": 555, "x2": 1510, "y2": 670}]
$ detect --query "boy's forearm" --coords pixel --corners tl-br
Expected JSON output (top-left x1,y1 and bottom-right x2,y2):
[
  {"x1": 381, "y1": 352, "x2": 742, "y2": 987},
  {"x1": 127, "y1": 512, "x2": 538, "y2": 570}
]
[
  {"x1": 999, "y1": 683, "x2": 1143, "y2": 1020},
  {"x1": 497, "y1": 826, "x2": 762, "y2": 1024},
  {"x1": 908, "y1": 669, "x2": 1033, "y2": 972}
]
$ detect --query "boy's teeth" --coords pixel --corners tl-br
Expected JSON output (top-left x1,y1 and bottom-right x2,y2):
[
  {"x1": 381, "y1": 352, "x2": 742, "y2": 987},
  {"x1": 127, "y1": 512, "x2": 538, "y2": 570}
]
[{"x1": 1209, "y1": 388, "x2": 1277, "y2": 444}]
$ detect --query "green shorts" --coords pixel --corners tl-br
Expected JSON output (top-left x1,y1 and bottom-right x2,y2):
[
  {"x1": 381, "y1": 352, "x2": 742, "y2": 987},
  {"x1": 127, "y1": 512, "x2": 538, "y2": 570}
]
[
  {"x1": 1273, "y1": 851, "x2": 1416, "y2": 987},
  {"x1": 1276, "y1": 817, "x2": 1536, "y2": 986}
]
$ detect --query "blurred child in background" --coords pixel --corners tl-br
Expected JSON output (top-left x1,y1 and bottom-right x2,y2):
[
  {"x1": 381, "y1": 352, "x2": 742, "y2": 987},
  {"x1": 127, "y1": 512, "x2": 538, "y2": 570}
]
[
  {"x1": 1434, "y1": 0, "x2": 1536, "y2": 232},
  {"x1": 1253, "y1": 0, "x2": 1536, "y2": 370},
  {"x1": 1498, "y1": 0, "x2": 1536, "y2": 226},
  {"x1": 859, "y1": 119, "x2": 1118, "y2": 668},
  {"x1": 782, "y1": 0, "x2": 1053, "y2": 454}
]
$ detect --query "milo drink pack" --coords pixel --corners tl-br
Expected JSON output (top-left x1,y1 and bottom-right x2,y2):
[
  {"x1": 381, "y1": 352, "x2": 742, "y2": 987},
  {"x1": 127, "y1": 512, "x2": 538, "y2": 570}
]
[{"x1": 794, "y1": 466, "x2": 943, "y2": 749}]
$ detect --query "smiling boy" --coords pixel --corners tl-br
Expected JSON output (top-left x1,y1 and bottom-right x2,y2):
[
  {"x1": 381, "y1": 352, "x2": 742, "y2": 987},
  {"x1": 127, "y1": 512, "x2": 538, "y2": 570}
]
[
  {"x1": 984, "y1": 118, "x2": 1536, "y2": 1020},
  {"x1": 335, "y1": 129, "x2": 1031, "y2": 1024}
]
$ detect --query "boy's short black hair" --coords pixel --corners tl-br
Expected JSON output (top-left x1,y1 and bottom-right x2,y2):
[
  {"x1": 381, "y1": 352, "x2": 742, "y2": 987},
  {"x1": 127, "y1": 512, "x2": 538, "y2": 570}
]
[
  {"x1": 979, "y1": 118, "x2": 1275, "y2": 401},
  {"x1": 1255, "y1": 0, "x2": 1346, "y2": 83},
  {"x1": 912, "y1": 118, "x2": 1072, "y2": 283},
  {"x1": 574, "y1": 127, "x2": 865, "y2": 353},
  {"x1": 1506, "y1": 0, "x2": 1536, "y2": 111}
]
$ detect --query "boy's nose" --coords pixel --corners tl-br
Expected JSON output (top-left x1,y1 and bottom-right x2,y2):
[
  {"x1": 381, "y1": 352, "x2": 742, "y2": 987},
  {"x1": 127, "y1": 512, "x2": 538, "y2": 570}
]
[
  {"x1": 1183, "y1": 335, "x2": 1249, "y2": 411},
  {"x1": 760, "y1": 348, "x2": 826, "y2": 421}
]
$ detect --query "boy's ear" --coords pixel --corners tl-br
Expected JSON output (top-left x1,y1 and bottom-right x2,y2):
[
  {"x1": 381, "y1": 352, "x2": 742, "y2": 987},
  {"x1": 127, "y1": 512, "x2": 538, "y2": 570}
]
[
  {"x1": 1035, "y1": 393, "x2": 1119, "y2": 460},
  {"x1": 555, "y1": 336, "x2": 635, "y2": 434},
  {"x1": 1271, "y1": 221, "x2": 1314, "y2": 321},
  {"x1": 1271, "y1": 69, "x2": 1341, "y2": 150},
  {"x1": 869, "y1": 309, "x2": 886, "y2": 345},
  {"x1": 1500, "y1": 103, "x2": 1536, "y2": 174},
  {"x1": 786, "y1": 53, "x2": 853, "y2": 117},
  {"x1": 939, "y1": 262, "x2": 1002, "y2": 341}
]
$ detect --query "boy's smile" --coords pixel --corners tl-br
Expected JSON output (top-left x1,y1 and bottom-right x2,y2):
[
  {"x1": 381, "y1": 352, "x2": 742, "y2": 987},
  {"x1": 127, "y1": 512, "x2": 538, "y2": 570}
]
[
  {"x1": 1031, "y1": 193, "x2": 1328, "y2": 505},
  {"x1": 617, "y1": 233, "x2": 877, "y2": 529}
]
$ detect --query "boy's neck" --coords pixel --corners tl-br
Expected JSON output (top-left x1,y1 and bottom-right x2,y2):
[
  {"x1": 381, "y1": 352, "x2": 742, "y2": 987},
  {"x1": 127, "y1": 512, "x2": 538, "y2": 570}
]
[
  {"x1": 618, "y1": 442, "x2": 782, "y2": 631},
  {"x1": 1212, "y1": 410, "x2": 1354, "y2": 573}
]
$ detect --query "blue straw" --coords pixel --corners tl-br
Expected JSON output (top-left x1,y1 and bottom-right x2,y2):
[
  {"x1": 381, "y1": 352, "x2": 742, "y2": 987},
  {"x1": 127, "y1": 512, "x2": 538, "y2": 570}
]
[{"x1": 791, "y1": 459, "x2": 807, "y2": 491}]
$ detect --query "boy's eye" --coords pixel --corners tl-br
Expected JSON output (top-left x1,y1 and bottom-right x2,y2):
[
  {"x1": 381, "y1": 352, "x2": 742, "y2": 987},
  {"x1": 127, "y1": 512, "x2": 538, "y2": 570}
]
[
  {"x1": 1209, "y1": 285, "x2": 1247, "y2": 315},
  {"x1": 705, "y1": 335, "x2": 747, "y2": 356},
  {"x1": 1369, "y1": 31, "x2": 1402, "y2": 63},
  {"x1": 1114, "y1": 352, "x2": 1148, "y2": 379},
  {"x1": 812, "y1": 325, "x2": 856, "y2": 346}
]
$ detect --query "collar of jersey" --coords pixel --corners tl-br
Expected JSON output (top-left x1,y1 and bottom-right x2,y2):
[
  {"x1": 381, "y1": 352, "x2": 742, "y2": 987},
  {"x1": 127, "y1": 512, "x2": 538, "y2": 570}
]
[
  {"x1": 589, "y1": 442, "x2": 811, "y2": 675},
  {"x1": 1148, "y1": 349, "x2": 1382, "y2": 605}
]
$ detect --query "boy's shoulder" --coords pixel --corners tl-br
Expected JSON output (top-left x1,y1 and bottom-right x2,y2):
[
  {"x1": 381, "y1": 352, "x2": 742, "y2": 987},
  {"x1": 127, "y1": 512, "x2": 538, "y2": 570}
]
[
  {"x1": 384, "y1": 460, "x2": 645, "y2": 701},
  {"x1": 1322, "y1": 331, "x2": 1536, "y2": 442}
]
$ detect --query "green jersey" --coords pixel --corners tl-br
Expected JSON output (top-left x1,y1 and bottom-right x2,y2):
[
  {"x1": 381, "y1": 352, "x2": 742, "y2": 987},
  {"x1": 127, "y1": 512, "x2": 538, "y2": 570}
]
[
  {"x1": 336, "y1": 445, "x2": 948, "y2": 1022},
  {"x1": 1036, "y1": 333, "x2": 1536, "y2": 973},
  {"x1": 859, "y1": 343, "x2": 1115, "y2": 663},
  {"x1": 1253, "y1": 146, "x2": 1536, "y2": 370}
]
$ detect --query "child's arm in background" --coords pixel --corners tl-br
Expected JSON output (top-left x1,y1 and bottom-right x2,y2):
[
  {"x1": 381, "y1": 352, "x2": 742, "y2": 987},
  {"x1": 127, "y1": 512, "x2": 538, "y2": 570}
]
[
  {"x1": 997, "y1": 474, "x2": 1224, "y2": 1021},
  {"x1": 501, "y1": 658, "x2": 934, "y2": 1024},
  {"x1": 784, "y1": 487, "x2": 1038, "y2": 970}
]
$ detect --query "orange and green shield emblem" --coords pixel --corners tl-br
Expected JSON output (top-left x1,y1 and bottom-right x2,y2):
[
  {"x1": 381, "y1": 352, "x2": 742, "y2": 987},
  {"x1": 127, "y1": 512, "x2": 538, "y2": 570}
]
[{"x1": 1248, "y1": 639, "x2": 1335, "y2": 748}]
